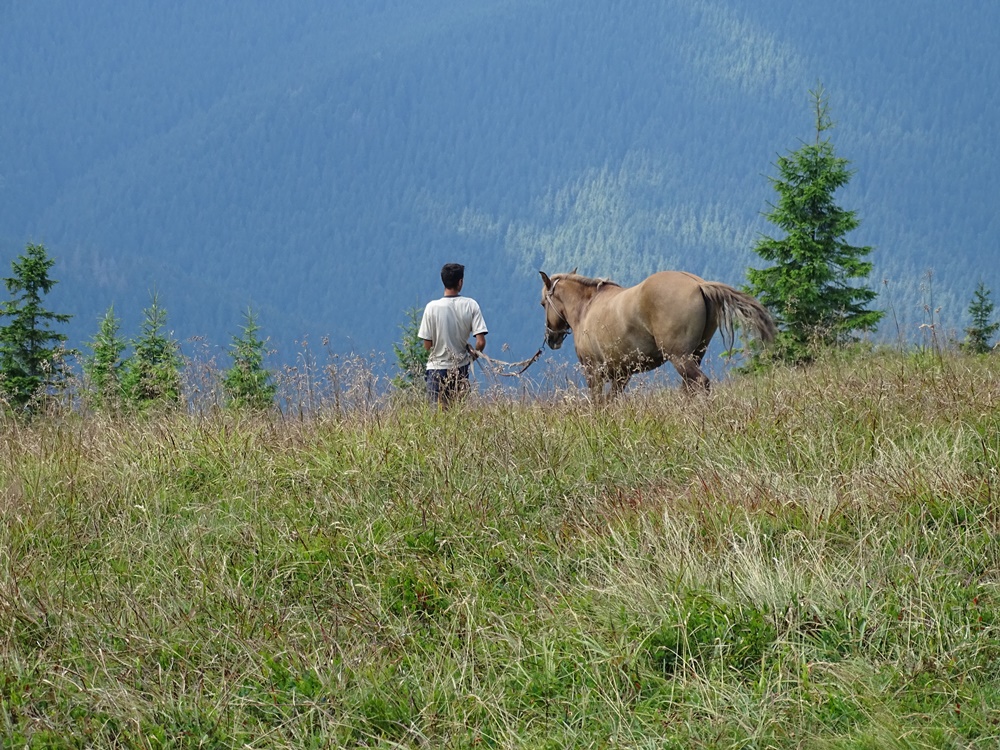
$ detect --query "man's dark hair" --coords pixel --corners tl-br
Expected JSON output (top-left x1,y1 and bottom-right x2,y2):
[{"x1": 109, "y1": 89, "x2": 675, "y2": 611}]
[{"x1": 441, "y1": 263, "x2": 465, "y2": 290}]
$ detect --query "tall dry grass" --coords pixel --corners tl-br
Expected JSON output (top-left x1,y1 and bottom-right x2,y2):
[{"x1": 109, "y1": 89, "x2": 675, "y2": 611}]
[{"x1": 1, "y1": 348, "x2": 999, "y2": 747}]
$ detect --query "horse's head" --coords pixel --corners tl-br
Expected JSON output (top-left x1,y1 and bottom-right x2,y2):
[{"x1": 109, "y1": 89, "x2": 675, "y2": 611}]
[{"x1": 540, "y1": 271, "x2": 572, "y2": 349}]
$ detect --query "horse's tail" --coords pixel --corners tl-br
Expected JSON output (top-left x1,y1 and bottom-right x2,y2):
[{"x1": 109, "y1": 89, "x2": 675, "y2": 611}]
[{"x1": 698, "y1": 282, "x2": 777, "y2": 352}]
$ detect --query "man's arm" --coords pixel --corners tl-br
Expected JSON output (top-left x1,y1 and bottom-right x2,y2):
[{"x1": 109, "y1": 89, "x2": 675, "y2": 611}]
[
  {"x1": 473, "y1": 333, "x2": 486, "y2": 352},
  {"x1": 423, "y1": 339, "x2": 433, "y2": 351}
]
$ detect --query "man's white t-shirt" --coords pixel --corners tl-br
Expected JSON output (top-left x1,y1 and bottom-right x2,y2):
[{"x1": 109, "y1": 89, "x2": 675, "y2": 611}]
[{"x1": 418, "y1": 296, "x2": 488, "y2": 370}]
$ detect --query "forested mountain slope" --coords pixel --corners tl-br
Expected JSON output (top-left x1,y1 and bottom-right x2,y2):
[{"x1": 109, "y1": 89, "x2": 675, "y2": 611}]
[{"x1": 2, "y1": 0, "x2": 996, "y2": 364}]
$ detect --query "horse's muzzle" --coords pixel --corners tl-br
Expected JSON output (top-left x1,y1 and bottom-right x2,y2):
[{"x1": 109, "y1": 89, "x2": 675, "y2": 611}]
[{"x1": 545, "y1": 329, "x2": 568, "y2": 349}]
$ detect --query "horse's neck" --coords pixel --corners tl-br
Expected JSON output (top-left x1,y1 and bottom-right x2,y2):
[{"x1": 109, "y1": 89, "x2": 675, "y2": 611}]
[{"x1": 563, "y1": 282, "x2": 599, "y2": 326}]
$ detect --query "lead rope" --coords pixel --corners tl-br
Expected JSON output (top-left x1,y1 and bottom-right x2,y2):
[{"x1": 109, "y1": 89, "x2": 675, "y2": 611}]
[
  {"x1": 470, "y1": 281, "x2": 568, "y2": 380},
  {"x1": 470, "y1": 341, "x2": 545, "y2": 379}
]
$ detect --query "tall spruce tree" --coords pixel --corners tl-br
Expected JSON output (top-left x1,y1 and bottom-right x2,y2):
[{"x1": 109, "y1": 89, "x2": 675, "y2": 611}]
[
  {"x1": 0, "y1": 243, "x2": 72, "y2": 410},
  {"x1": 747, "y1": 86, "x2": 883, "y2": 364},
  {"x1": 223, "y1": 307, "x2": 276, "y2": 410},
  {"x1": 121, "y1": 293, "x2": 183, "y2": 409},
  {"x1": 83, "y1": 305, "x2": 128, "y2": 409},
  {"x1": 962, "y1": 282, "x2": 999, "y2": 354}
]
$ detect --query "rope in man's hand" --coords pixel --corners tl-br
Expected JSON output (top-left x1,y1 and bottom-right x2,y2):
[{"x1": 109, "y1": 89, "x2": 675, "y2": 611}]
[{"x1": 468, "y1": 343, "x2": 544, "y2": 377}]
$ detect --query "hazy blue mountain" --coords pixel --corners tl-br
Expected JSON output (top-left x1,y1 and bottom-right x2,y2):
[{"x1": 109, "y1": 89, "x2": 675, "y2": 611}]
[{"x1": 2, "y1": 0, "x2": 997, "y2": 371}]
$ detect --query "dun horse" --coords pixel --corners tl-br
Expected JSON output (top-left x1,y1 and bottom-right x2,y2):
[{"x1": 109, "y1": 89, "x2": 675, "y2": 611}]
[{"x1": 540, "y1": 270, "x2": 776, "y2": 399}]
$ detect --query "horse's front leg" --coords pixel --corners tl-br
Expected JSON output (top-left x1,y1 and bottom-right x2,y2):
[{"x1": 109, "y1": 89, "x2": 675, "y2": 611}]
[
  {"x1": 584, "y1": 371, "x2": 607, "y2": 403},
  {"x1": 581, "y1": 360, "x2": 609, "y2": 403},
  {"x1": 584, "y1": 366, "x2": 630, "y2": 403},
  {"x1": 608, "y1": 372, "x2": 631, "y2": 399}
]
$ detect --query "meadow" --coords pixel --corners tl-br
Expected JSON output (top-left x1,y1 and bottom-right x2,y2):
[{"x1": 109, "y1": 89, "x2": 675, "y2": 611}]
[{"x1": 2, "y1": 349, "x2": 999, "y2": 748}]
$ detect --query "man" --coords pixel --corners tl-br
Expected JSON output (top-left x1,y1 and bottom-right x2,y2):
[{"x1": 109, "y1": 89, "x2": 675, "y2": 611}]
[{"x1": 418, "y1": 263, "x2": 488, "y2": 408}]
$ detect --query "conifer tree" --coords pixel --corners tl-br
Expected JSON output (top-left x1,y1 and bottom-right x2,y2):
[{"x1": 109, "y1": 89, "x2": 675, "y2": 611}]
[
  {"x1": 391, "y1": 306, "x2": 428, "y2": 390},
  {"x1": 121, "y1": 293, "x2": 183, "y2": 409},
  {"x1": 83, "y1": 305, "x2": 128, "y2": 409},
  {"x1": 223, "y1": 307, "x2": 276, "y2": 410},
  {"x1": 747, "y1": 85, "x2": 883, "y2": 364},
  {"x1": 961, "y1": 282, "x2": 999, "y2": 354},
  {"x1": 0, "y1": 243, "x2": 72, "y2": 410}
]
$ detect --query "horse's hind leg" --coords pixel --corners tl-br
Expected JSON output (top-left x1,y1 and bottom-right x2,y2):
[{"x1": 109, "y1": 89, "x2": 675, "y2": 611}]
[{"x1": 672, "y1": 356, "x2": 710, "y2": 394}]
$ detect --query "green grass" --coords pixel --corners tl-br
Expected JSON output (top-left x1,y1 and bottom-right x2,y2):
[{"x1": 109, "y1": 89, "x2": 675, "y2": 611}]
[{"x1": 2, "y1": 349, "x2": 1000, "y2": 747}]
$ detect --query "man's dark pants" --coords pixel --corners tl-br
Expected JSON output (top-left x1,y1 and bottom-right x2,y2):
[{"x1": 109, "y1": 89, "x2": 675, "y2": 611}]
[{"x1": 426, "y1": 365, "x2": 470, "y2": 408}]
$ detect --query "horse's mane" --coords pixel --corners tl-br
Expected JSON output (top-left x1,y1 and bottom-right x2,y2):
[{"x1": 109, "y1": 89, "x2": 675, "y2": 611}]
[{"x1": 554, "y1": 273, "x2": 622, "y2": 289}]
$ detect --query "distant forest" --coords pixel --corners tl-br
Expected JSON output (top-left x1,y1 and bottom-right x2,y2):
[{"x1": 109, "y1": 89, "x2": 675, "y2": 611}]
[{"x1": 2, "y1": 0, "x2": 997, "y2": 368}]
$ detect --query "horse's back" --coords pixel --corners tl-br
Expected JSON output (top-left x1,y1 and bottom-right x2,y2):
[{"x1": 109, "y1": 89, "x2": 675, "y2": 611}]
[
  {"x1": 585, "y1": 271, "x2": 711, "y2": 361},
  {"x1": 643, "y1": 270, "x2": 706, "y2": 292}
]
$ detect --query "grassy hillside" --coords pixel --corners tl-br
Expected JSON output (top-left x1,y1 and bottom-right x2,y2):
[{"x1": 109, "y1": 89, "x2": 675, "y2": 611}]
[{"x1": 2, "y1": 350, "x2": 1000, "y2": 747}]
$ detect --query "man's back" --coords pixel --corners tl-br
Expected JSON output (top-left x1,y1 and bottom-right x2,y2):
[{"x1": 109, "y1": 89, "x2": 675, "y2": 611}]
[{"x1": 419, "y1": 296, "x2": 488, "y2": 370}]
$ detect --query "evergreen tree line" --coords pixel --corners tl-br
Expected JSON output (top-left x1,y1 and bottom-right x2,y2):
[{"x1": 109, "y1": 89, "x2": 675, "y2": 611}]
[
  {"x1": 4, "y1": 89, "x2": 997, "y2": 415},
  {"x1": 0, "y1": 248, "x2": 276, "y2": 415}
]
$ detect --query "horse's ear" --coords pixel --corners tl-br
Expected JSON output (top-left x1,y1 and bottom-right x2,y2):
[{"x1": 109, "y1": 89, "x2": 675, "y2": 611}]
[
  {"x1": 570, "y1": 267, "x2": 578, "y2": 276},
  {"x1": 540, "y1": 271, "x2": 552, "y2": 290}
]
